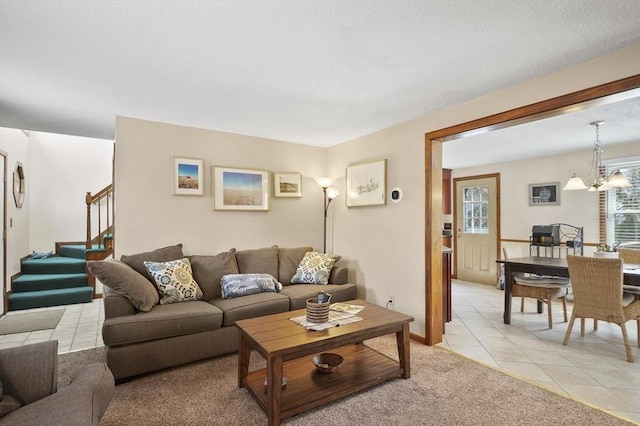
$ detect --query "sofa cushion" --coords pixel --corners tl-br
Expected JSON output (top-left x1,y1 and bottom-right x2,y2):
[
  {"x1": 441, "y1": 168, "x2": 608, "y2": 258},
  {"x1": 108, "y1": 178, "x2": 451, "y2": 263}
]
[
  {"x1": 235, "y1": 246, "x2": 278, "y2": 278},
  {"x1": 278, "y1": 247, "x2": 313, "y2": 286},
  {"x1": 220, "y1": 274, "x2": 282, "y2": 299},
  {"x1": 189, "y1": 249, "x2": 239, "y2": 301},
  {"x1": 210, "y1": 292, "x2": 290, "y2": 326},
  {"x1": 280, "y1": 283, "x2": 358, "y2": 310},
  {"x1": 120, "y1": 243, "x2": 184, "y2": 283},
  {"x1": 144, "y1": 258, "x2": 203, "y2": 305},
  {"x1": 291, "y1": 252, "x2": 341, "y2": 285},
  {"x1": 87, "y1": 260, "x2": 159, "y2": 312},
  {"x1": 102, "y1": 301, "x2": 223, "y2": 346}
]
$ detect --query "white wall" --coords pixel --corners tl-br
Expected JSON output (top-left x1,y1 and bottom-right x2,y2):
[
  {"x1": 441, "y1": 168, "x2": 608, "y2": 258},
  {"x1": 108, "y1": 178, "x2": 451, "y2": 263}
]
[
  {"x1": 114, "y1": 117, "x2": 329, "y2": 257},
  {"x1": 29, "y1": 132, "x2": 114, "y2": 251},
  {"x1": 0, "y1": 128, "x2": 30, "y2": 295},
  {"x1": 453, "y1": 142, "x2": 640, "y2": 257}
]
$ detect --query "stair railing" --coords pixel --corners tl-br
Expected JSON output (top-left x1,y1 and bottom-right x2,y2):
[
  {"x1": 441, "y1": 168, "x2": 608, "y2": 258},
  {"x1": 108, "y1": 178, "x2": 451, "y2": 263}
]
[{"x1": 86, "y1": 184, "x2": 113, "y2": 250}]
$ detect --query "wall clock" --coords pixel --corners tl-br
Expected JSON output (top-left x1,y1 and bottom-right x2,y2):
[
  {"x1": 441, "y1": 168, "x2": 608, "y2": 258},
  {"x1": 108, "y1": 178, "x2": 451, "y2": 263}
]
[{"x1": 13, "y1": 162, "x2": 25, "y2": 208}]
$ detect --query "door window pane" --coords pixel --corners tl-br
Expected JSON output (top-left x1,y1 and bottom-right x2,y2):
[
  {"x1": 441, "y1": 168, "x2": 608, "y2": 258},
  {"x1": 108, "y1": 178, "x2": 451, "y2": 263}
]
[{"x1": 463, "y1": 185, "x2": 490, "y2": 234}]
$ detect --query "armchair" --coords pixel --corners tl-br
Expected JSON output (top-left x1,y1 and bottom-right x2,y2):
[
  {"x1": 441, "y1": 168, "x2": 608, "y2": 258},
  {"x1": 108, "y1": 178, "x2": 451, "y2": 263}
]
[{"x1": 0, "y1": 341, "x2": 114, "y2": 425}]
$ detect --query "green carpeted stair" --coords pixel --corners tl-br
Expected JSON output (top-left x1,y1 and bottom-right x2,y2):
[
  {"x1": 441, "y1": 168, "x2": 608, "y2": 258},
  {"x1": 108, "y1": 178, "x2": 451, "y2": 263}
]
[{"x1": 9, "y1": 248, "x2": 99, "y2": 311}]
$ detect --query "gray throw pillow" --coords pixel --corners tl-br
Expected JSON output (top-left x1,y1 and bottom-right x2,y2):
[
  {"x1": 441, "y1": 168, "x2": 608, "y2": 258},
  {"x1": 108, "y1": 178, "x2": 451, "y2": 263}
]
[
  {"x1": 120, "y1": 243, "x2": 184, "y2": 283},
  {"x1": 87, "y1": 260, "x2": 160, "y2": 311},
  {"x1": 189, "y1": 249, "x2": 239, "y2": 300}
]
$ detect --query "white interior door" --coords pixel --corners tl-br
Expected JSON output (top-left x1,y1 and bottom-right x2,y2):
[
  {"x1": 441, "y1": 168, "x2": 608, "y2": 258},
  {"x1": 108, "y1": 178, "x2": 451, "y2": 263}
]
[{"x1": 455, "y1": 175, "x2": 498, "y2": 285}]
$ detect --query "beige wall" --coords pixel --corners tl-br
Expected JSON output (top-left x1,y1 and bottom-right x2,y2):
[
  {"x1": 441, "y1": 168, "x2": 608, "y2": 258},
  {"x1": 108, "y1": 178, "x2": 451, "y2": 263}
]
[
  {"x1": 114, "y1": 117, "x2": 329, "y2": 257},
  {"x1": 114, "y1": 44, "x2": 640, "y2": 338},
  {"x1": 326, "y1": 44, "x2": 640, "y2": 337},
  {"x1": 454, "y1": 142, "x2": 640, "y2": 258}
]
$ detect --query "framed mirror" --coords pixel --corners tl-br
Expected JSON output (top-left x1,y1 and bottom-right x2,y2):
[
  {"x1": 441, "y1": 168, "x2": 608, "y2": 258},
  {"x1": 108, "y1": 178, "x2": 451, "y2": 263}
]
[{"x1": 13, "y1": 161, "x2": 25, "y2": 208}]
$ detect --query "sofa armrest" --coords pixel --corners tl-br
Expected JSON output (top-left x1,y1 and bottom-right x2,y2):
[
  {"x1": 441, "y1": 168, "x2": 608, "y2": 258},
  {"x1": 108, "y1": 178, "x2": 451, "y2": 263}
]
[
  {"x1": 329, "y1": 266, "x2": 348, "y2": 285},
  {"x1": 0, "y1": 363, "x2": 115, "y2": 426},
  {"x1": 103, "y1": 286, "x2": 137, "y2": 319},
  {"x1": 0, "y1": 341, "x2": 58, "y2": 405}
]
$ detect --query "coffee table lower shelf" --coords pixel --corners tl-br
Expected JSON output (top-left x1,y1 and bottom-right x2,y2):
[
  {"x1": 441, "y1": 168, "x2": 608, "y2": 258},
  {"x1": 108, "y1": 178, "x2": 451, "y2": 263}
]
[{"x1": 243, "y1": 343, "x2": 404, "y2": 420}]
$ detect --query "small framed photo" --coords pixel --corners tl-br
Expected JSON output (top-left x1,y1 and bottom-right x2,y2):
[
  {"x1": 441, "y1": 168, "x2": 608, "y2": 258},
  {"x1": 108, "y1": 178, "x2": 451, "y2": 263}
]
[
  {"x1": 528, "y1": 182, "x2": 560, "y2": 206},
  {"x1": 213, "y1": 166, "x2": 270, "y2": 211},
  {"x1": 173, "y1": 157, "x2": 204, "y2": 196},
  {"x1": 346, "y1": 159, "x2": 387, "y2": 207},
  {"x1": 273, "y1": 172, "x2": 302, "y2": 198}
]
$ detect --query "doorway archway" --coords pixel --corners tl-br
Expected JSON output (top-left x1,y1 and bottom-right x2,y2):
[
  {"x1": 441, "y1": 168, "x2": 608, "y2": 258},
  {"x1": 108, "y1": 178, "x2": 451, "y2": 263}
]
[{"x1": 423, "y1": 74, "x2": 640, "y2": 345}]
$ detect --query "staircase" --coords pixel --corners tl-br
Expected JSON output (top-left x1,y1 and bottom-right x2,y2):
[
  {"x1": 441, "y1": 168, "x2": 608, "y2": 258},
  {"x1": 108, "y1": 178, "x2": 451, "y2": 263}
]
[{"x1": 7, "y1": 185, "x2": 114, "y2": 311}]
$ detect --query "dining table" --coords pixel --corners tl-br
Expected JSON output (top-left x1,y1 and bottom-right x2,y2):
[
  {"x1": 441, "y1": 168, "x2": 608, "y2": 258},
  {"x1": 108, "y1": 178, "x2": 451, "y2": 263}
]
[{"x1": 497, "y1": 256, "x2": 640, "y2": 324}]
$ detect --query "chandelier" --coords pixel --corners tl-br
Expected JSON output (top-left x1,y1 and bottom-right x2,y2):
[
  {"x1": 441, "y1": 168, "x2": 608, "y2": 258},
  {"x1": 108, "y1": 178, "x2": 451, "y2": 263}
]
[{"x1": 563, "y1": 120, "x2": 632, "y2": 191}]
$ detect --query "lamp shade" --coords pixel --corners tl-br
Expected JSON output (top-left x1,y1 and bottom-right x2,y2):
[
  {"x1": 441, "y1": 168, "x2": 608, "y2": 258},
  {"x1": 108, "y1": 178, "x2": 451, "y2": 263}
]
[
  {"x1": 563, "y1": 174, "x2": 588, "y2": 190},
  {"x1": 315, "y1": 177, "x2": 334, "y2": 188},
  {"x1": 326, "y1": 187, "x2": 340, "y2": 199},
  {"x1": 607, "y1": 170, "x2": 632, "y2": 188}
]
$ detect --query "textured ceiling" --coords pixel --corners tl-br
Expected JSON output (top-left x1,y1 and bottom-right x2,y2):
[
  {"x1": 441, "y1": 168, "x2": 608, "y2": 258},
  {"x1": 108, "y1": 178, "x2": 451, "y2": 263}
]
[{"x1": 1, "y1": 0, "x2": 640, "y2": 151}]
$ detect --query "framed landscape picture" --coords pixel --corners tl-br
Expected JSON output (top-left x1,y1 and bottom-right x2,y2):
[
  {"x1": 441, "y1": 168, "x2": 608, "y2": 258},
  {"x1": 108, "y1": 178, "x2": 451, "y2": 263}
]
[
  {"x1": 173, "y1": 157, "x2": 204, "y2": 196},
  {"x1": 346, "y1": 159, "x2": 387, "y2": 207},
  {"x1": 528, "y1": 182, "x2": 560, "y2": 206},
  {"x1": 213, "y1": 166, "x2": 270, "y2": 211},
  {"x1": 273, "y1": 172, "x2": 302, "y2": 198}
]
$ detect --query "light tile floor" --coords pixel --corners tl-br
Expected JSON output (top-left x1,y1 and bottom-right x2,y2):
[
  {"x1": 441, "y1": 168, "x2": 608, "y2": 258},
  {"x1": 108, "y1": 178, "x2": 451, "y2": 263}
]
[
  {"x1": 0, "y1": 281, "x2": 638, "y2": 423},
  {"x1": 0, "y1": 299, "x2": 104, "y2": 353},
  {"x1": 437, "y1": 279, "x2": 640, "y2": 424}
]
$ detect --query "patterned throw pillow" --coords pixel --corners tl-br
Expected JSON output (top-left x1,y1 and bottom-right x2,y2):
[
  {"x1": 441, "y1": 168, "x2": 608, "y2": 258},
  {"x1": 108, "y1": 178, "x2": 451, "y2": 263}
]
[
  {"x1": 220, "y1": 274, "x2": 282, "y2": 299},
  {"x1": 144, "y1": 258, "x2": 203, "y2": 305},
  {"x1": 291, "y1": 252, "x2": 341, "y2": 285}
]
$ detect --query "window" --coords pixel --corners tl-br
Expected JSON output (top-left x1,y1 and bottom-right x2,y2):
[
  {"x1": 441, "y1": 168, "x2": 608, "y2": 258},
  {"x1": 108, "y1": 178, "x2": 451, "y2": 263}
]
[
  {"x1": 463, "y1": 185, "x2": 489, "y2": 234},
  {"x1": 603, "y1": 160, "x2": 640, "y2": 245}
]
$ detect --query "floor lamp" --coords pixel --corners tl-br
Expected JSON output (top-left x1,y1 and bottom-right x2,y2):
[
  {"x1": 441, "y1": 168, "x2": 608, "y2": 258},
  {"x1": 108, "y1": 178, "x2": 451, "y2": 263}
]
[{"x1": 315, "y1": 178, "x2": 340, "y2": 253}]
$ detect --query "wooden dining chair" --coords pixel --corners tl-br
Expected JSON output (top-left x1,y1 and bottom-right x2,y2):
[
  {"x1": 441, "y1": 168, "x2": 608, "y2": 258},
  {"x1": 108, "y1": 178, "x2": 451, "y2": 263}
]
[
  {"x1": 563, "y1": 255, "x2": 640, "y2": 363},
  {"x1": 503, "y1": 246, "x2": 570, "y2": 329},
  {"x1": 618, "y1": 248, "x2": 640, "y2": 265}
]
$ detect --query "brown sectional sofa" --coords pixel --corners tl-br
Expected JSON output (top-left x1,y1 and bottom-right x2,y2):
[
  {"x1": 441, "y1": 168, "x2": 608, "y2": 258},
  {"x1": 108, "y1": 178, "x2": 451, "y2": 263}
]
[{"x1": 90, "y1": 244, "x2": 357, "y2": 380}]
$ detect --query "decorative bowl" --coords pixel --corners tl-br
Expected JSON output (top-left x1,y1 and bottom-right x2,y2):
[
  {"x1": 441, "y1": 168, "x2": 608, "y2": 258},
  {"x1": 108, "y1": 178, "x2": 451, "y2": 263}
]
[{"x1": 312, "y1": 353, "x2": 344, "y2": 374}]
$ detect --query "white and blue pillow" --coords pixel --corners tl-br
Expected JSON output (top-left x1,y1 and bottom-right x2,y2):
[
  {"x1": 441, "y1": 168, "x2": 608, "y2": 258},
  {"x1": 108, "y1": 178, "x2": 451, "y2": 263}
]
[{"x1": 144, "y1": 258, "x2": 203, "y2": 304}]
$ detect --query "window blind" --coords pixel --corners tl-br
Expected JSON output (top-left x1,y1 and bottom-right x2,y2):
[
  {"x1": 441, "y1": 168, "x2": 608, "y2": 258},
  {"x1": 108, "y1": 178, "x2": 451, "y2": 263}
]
[{"x1": 605, "y1": 160, "x2": 640, "y2": 245}]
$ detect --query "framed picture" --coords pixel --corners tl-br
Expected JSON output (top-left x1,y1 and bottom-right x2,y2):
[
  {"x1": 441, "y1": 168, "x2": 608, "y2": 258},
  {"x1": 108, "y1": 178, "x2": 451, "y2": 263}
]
[
  {"x1": 213, "y1": 166, "x2": 270, "y2": 211},
  {"x1": 528, "y1": 182, "x2": 560, "y2": 206},
  {"x1": 273, "y1": 172, "x2": 302, "y2": 198},
  {"x1": 346, "y1": 159, "x2": 387, "y2": 207},
  {"x1": 173, "y1": 157, "x2": 204, "y2": 196}
]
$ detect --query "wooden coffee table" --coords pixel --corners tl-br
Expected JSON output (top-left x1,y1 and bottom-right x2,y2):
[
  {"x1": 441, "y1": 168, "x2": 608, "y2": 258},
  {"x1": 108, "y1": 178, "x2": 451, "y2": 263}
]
[{"x1": 236, "y1": 299, "x2": 414, "y2": 425}]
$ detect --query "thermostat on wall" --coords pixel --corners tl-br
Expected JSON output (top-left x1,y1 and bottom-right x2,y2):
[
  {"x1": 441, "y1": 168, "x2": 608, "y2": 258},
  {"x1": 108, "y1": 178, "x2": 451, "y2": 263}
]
[{"x1": 390, "y1": 187, "x2": 403, "y2": 203}]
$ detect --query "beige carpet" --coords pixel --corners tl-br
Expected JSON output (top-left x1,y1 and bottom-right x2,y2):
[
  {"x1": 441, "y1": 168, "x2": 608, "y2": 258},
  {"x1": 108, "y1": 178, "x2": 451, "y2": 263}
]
[
  {"x1": 0, "y1": 309, "x2": 65, "y2": 335},
  {"x1": 62, "y1": 336, "x2": 632, "y2": 426}
]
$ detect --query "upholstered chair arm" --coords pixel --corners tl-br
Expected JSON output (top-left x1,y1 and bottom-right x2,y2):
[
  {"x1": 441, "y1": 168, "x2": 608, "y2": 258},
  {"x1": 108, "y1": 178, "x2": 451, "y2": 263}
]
[{"x1": 0, "y1": 341, "x2": 58, "y2": 405}]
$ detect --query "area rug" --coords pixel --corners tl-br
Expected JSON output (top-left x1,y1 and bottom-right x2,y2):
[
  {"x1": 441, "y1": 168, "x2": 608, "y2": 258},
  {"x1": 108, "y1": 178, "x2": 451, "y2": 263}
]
[
  {"x1": 57, "y1": 336, "x2": 631, "y2": 426},
  {"x1": 0, "y1": 309, "x2": 65, "y2": 335}
]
